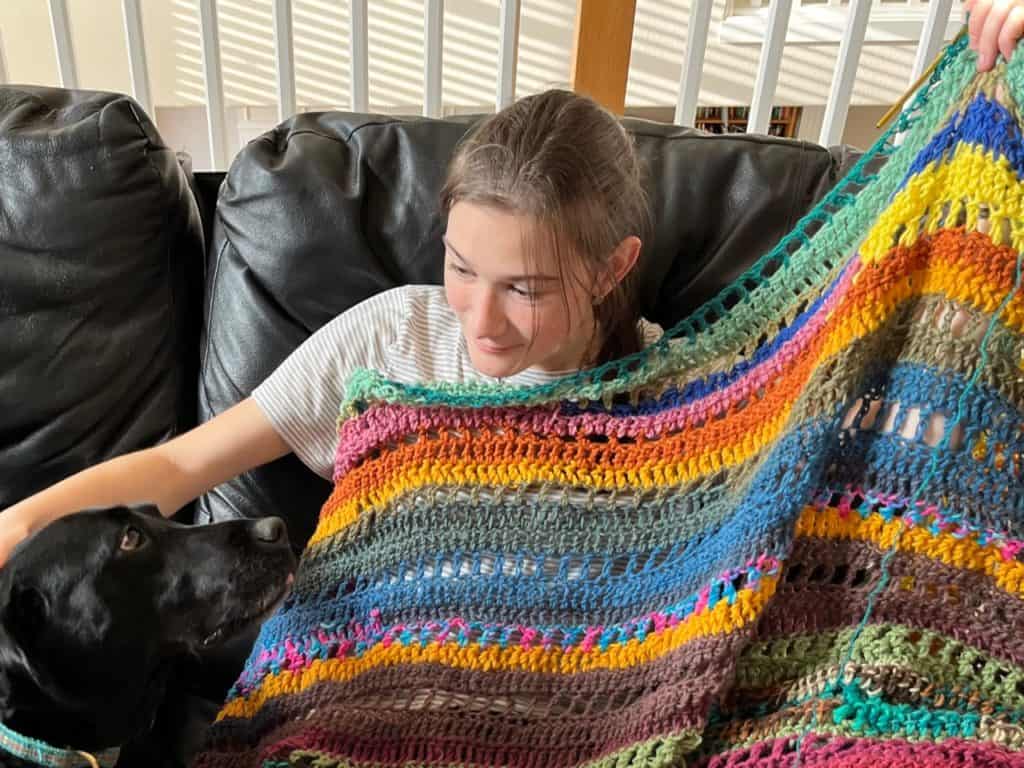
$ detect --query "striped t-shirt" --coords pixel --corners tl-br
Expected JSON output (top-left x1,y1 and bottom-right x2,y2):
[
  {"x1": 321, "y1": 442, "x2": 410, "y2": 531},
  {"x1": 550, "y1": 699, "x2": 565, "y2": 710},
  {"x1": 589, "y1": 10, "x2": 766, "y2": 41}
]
[{"x1": 252, "y1": 284, "x2": 663, "y2": 480}]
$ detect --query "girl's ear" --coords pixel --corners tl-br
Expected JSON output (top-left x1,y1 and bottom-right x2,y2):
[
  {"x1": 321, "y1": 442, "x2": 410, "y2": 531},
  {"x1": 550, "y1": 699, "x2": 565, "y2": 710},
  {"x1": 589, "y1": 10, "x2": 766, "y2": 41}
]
[{"x1": 595, "y1": 236, "x2": 642, "y2": 302}]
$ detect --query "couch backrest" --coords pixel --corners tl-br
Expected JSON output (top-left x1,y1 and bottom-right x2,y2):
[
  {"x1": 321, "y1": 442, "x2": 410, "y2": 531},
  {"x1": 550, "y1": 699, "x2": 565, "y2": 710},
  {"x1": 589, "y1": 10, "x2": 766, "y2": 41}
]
[
  {"x1": 0, "y1": 85, "x2": 204, "y2": 513},
  {"x1": 197, "y1": 110, "x2": 846, "y2": 548}
]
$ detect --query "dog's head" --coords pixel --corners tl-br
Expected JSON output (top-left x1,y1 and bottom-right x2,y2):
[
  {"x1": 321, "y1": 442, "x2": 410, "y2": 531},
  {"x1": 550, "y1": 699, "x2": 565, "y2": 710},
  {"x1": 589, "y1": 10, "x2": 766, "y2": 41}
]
[{"x1": 0, "y1": 505, "x2": 296, "y2": 752}]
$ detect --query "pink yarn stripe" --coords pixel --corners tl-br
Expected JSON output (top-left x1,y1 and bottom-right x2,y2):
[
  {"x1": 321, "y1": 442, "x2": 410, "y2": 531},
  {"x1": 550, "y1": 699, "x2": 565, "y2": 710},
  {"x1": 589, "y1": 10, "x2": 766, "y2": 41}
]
[
  {"x1": 333, "y1": 264, "x2": 855, "y2": 478},
  {"x1": 700, "y1": 735, "x2": 1024, "y2": 767}
]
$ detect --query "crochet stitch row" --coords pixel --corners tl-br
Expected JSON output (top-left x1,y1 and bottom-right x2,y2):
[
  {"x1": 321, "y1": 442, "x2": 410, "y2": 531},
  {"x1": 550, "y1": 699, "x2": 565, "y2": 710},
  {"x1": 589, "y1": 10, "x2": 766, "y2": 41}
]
[{"x1": 196, "y1": 35, "x2": 1024, "y2": 768}]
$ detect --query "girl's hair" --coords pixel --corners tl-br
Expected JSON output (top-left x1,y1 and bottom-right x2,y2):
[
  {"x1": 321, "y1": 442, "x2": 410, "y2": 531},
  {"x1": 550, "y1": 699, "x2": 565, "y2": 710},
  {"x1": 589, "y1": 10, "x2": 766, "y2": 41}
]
[{"x1": 439, "y1": 88, "x2": 651, "y2": 366}]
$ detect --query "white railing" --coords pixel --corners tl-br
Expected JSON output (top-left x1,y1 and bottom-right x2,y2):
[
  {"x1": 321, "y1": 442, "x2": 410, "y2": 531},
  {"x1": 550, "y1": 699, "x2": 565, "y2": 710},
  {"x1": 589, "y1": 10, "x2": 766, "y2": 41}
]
[
  {"x1": 122, "y1": 0, "x2": 153, "y2": 117},
  {"x1": 349, "y1": 0, "x2": 369, "y2": 112},
  {"x1": 0, "y1": 31, "x2": 7, "y2": 86},
  {"x1": 496, "y1": 0, "x2": 520, "y2": 111},
  {"x1": 819, "y1": 0, "x2": 873, "y2": 148},
  {"x1": 688, "y1": 0, "x2": 958, "y2": 143},
  {"x1": 8, "y1": 0, "x2": 958, "y2": 170},
  {"x1": 748, "y1": 0, "x2": 793, "y2": 136},
  {"x1": 47, "y1": 0, "x2": 78, "y2": 90},
  {"x1": 272, "y1": 0, "x2": 296, "y2": 122},
  {"x1": 197, "y1": 0, "x2": 228, "y2": 168}
]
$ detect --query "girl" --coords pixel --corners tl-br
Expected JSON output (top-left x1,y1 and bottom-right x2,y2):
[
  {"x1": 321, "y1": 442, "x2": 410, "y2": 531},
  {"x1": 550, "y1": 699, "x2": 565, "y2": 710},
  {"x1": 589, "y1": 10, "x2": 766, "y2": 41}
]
[
  {"x1": 0, "y1": 0, "x2": 1022, "y2": 565},
  {"x1": 0, "y1": 88, "x2": 658, "y2": 563}
]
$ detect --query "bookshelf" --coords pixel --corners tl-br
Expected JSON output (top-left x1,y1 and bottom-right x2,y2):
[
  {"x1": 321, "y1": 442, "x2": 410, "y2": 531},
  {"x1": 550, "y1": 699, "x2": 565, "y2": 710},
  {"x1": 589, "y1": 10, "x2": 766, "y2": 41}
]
[{"x1": 694, "y1": 106, "x2": 802, "y2": 138}]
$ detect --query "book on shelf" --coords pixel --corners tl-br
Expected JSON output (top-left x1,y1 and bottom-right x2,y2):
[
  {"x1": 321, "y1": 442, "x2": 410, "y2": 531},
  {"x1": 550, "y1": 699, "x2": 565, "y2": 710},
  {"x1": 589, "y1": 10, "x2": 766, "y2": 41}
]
[{"x1": 693, "y1": 105, "x2": 801, "y2": 138}]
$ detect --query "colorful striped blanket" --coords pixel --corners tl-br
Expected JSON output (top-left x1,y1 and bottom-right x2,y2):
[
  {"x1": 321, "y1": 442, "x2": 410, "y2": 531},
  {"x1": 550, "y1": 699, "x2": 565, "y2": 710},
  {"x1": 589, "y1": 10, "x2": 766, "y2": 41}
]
[{"x1": 196, "y1": 37, "x2": 1024, "y2": 767}]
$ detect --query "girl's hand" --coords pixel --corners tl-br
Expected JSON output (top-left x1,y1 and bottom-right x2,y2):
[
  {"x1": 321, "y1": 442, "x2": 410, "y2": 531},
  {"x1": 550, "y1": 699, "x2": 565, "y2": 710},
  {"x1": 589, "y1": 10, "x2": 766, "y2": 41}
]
[{"x1": 965, "y1": 0, "x2": 1024, "y2": 71}]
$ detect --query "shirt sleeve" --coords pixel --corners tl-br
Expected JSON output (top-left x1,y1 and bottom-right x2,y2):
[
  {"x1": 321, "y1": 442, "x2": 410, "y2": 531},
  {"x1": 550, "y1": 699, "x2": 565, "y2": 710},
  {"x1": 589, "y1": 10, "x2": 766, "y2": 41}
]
[{"x1": 250, "y1": 287, "x2": 408, "y2": 480}]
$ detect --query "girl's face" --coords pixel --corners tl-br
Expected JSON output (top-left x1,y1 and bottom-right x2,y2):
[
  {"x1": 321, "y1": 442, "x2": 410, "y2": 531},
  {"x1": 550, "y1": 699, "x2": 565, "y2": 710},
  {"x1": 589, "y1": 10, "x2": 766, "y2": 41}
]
[{"x1": 443, "y1": 202, "x2": 596, "y2": 379}]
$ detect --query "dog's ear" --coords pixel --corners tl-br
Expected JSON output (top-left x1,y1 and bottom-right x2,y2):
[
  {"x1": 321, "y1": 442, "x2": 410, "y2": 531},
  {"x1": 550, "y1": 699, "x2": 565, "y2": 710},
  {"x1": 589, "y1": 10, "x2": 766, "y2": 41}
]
[
  {"x1": 0, "y1": 566, "x2": 48, "y2": 719},
  {"x1": 0, "y1": 566, "x2": 20, "y2": 718}
]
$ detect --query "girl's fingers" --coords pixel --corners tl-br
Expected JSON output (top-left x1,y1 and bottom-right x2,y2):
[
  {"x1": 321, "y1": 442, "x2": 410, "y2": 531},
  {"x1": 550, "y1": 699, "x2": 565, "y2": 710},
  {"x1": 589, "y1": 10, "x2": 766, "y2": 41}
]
[
  {"x1": 998, "y1": 5, "x2": 1024, "y2": 61},
  {"x1": 978, "y1": 0, "x2": 1014, "y2": 69},
  {"x1": 969, "y1": 0, "x2": 993, "y2": 52}
]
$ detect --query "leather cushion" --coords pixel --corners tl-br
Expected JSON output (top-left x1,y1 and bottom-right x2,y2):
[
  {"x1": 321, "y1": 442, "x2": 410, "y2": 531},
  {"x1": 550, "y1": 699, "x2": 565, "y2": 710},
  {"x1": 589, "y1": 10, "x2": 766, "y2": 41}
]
[{"x1": 0, "y1": 85, "x2": 204, "y2": 511}]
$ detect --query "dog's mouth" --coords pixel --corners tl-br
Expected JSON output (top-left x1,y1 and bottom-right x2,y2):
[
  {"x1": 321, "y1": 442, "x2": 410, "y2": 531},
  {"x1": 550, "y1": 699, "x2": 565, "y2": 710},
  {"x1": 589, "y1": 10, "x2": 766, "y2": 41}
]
[{"x1": 201, "y1": 572, "x2": 295, "y2": 648}]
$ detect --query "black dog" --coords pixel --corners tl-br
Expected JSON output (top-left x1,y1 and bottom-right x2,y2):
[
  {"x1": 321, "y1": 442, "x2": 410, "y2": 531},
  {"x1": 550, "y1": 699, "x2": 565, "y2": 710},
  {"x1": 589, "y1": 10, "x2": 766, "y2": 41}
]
[{"x1": 0, "y1": 505, "x2": 296, "y2": 768}]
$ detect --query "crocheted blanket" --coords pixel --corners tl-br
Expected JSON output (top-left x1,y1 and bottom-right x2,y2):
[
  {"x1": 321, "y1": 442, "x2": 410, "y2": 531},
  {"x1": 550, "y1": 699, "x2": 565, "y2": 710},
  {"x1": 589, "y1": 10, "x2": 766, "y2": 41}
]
[{"x1": 197, "y1": 37, "x2": 1024, "y2": 768}]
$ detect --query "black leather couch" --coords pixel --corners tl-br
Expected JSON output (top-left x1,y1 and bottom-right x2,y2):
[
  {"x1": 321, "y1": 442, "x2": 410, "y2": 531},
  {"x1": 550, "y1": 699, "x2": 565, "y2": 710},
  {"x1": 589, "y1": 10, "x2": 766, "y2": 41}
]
[{"x1": 0, "y1": 84, "x2": 864, "y2": 765}]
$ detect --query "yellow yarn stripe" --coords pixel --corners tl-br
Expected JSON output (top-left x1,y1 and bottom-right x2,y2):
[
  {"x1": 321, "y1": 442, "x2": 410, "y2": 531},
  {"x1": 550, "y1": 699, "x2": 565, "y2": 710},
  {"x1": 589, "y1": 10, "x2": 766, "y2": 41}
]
[
  {"x1": 859, "y1": 143, "x2": 1024, "y2": 261},
  {"x1": 820, "y1": 255, "x2": 1024, "y2": 362},
  {"x1": 797, "y1": 505, "x2": 1024, "y2": 596},
  {"x1": 216, "y1": 574, "x2": 779, "y2": 721}
]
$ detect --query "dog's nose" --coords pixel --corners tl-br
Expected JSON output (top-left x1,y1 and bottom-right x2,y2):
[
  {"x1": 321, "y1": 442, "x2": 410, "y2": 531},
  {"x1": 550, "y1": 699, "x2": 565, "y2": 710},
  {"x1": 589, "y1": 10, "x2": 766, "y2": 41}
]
[{"x1": 253, "y1": 516, "x2": 286, "y2": 544}]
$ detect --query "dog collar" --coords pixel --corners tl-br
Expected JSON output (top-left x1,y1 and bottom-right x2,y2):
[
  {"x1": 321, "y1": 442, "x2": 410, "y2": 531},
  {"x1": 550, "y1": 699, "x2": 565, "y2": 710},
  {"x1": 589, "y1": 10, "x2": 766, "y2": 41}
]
[{"x1": 0, "y1": 720, "x2": 119, "y2": 768}]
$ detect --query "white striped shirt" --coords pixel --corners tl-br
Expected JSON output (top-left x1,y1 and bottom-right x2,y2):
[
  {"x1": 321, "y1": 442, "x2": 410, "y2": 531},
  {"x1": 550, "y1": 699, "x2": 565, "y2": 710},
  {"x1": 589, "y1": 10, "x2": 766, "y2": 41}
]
[{"x1": 252, "y1": 285, "x2": 662, "y2": 480}]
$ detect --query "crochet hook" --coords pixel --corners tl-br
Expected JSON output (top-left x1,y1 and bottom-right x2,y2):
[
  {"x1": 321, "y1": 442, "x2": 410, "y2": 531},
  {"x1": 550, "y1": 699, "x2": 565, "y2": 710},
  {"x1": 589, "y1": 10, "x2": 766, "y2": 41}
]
[{"x1": 877, "y1": 24, "x2": 969, "y2": 129}]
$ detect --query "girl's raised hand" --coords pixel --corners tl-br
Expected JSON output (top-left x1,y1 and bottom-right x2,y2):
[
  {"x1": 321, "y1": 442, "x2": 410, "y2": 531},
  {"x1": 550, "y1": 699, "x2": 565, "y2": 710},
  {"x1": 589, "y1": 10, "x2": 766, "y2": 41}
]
[{"x1": 964, "y1": 0, "x2": 1024, "y2": 71}]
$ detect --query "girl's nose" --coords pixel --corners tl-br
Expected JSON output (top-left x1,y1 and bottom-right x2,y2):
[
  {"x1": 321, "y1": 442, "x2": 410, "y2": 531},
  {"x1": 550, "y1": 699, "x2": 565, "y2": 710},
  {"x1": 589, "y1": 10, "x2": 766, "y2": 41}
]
[{"x1": 471, "y1": 289, "x2": 507, "y2": 337}]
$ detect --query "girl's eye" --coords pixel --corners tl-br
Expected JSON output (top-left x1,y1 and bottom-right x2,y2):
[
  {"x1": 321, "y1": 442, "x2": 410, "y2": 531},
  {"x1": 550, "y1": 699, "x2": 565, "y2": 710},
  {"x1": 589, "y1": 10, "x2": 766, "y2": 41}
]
[
  {"x1": 119, "y1": 526, "x2": 145, "y2": 552},
  {"x1": 510, "y1": 284, "x2": 541, "y2": 300},
  {"x1": 447, "y1": 261, "x2": 471, "y2": 277}
]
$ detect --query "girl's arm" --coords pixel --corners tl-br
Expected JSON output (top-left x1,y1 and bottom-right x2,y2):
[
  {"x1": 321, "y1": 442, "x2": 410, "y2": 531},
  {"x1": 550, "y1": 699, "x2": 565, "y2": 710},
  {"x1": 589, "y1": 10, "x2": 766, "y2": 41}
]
[{"x1": 0, "y1": 397, "x2": 289, "y2": 566}]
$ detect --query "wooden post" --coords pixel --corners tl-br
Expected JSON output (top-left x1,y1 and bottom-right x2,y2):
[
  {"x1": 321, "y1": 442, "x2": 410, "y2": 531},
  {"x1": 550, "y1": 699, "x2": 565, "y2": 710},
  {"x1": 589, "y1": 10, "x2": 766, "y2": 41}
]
[{"x1": 569, "y1": 0, "x2": 637, "y2": 115}]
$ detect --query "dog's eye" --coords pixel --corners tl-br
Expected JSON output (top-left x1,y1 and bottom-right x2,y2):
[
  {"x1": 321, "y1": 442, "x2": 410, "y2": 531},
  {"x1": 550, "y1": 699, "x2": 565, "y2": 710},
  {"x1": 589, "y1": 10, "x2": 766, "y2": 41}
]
[{"x1": 119, "y1": 526, "x2": 145, "y2": 551}]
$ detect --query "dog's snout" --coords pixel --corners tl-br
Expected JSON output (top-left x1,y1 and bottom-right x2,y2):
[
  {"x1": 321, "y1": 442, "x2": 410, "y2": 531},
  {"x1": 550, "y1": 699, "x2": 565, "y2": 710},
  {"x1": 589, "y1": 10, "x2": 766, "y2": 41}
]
[{"x1": 253, "y1": 517, "x2": 286, "y2": 544}]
